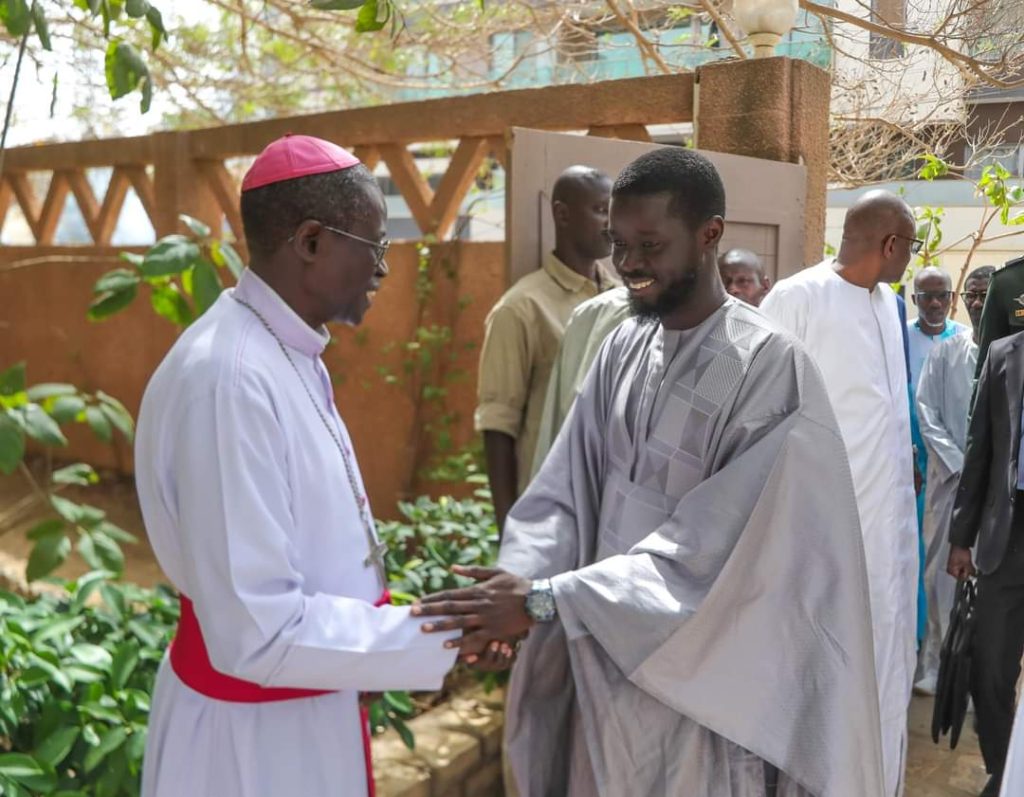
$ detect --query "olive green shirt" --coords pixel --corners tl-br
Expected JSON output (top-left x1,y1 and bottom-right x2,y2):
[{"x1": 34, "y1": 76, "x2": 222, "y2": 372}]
[{"x1": 475, "y1": 253, "x2": 619, "y2": 492}]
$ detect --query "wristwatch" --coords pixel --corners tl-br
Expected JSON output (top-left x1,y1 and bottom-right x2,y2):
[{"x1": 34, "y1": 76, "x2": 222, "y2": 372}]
[{"x1": 524, "y1": 579, "x2": 557, "y2": 623}]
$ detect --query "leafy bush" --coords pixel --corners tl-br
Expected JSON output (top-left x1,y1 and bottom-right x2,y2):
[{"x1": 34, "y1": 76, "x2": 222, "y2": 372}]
[
  {"x1": 88, "y1": 215, "x2": 241, "y2": 329},
  {"x1": 0, "y1": 574, "x2": 178, "y2": 796},
  {"x1": 368, "y1": 482, "x2": 498, "y2": 745},
  {"x1": 0, "y1": 362, "x2": 136, "y2": 583},
  {"x1": 378, "y1": 480, "x2": 498, "y2": 605}
]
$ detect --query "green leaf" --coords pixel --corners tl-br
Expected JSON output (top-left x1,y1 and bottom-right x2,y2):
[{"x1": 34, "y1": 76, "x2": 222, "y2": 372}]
[
  {"x1": 49, "y1": 495, "x2": 105, "y2": 528},
  {"x1": 141, "y1": 235, "x2": 201, "y2": 278},
  {"x1": 35, "y1": 727, "x2": 80, "y2": 768},
  {"x1": 70, "y1": 644, "x2": 114, "y2": 670},
  {"x1": 391, "y1": 715, "x2": 415, "y2": 750},
  {"x1": 0, "y1": 363, "x2": 26, "y2": 396},
  {"x1": 192, "y1": 259, "x2": 224, "y2": 315},
  {"x1": 26, "y1": 533, "x2": 71, "y2": 582},
  {"x1": 31, "y1": 615, "x2": 85, "y2": 645},
  {"x1": 25, "y1": 654, "x2": 72, "y2": 692},
  {"x1": 96, "y1": 391, "x2": 134, "y2": 439},
  {"x1": 78, "y1": 702, "x2": 121, "y2": 724},
  {"x1": 88, "y1": 285, "x2": 138, "y2": 321},
  {"x1": 63, "y1": 663, "x2": 106, "y2": 684},
  {"x1": 83, "y1": 727, "x2": 127, "y2": 774},
  {"x1": 27, "y1": 518, "x2": 65, "y2": 541},
  {"x1": 70, "y1": 570, "x2": 110, "y2": 612},
  {"x1": 0, "y1": 413, "x2": 25, "y2": 474},
  {"x1": 96, "y1": 520, "x2": 137, "y2": 544},
  {"x1": 0, "y1": 0, "x2": 32, "y2": 36},
  {"x1": 146, "y1": 6, "x2": 166, "y2": 50},
  {"x1": 211, "y1": 240, "x2": 244, "y2": 279},
  {"x1": 0, "y1": 753, "x2": 56, "y2": 792},
  {"x1": 309, "y1": 0, "x2": 366, "y2": 8},
  {"x1": 52, "y1": 463, "x2": 99, "y2": 486},
  {"x1": 22, "y1": 404, "x2": 67, "y2": 446},
  {"x1": 31, "y1": 3, "x2": 51, "y2": 50},
  {"x1": 91, "y1": 532, "x2": 125, "y2": 574},
  {"x1": 179, "y1": 214, "x2": 210, "y2": 238},
  {"x1": 104, "y1": 41, "x2": 153, "y2": 113},
  {"x1": 383, "y1": 690, "x2": 413, "y2": 714},
  {"x1": 26, "y1": 383, "x2": 77, "y2": 401},
  {"x1": 150, "y1": 285, "x2": 194, "y2": 327},
  {"x1": 124, "y1": 0, "x2": 149, "y2": 17},
  {"x1": 94, "y1": 268, "x2": 141, "y2": 295},
  {"x1": 85, "y1": 405, "x2": 112, "y2": 442},
  {"x1": 110, "y1": 640, "x2": 140, "y2": 690},
  {"x1": 99, "y1": 402, "x2": 134, "y2": 442},
  {"x1": 355, "y1": 0, "x2": 388, "y2": 32},
  {"x1": 124, "y1": 726, "x2": 146, "y2": 762}
]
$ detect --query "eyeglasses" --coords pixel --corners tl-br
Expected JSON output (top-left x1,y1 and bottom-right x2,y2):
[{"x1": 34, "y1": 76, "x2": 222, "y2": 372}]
[
  {"x1": 289, "y1": 223, "x2": 390, "y2": 268},
  {"x1": 913, "y1": 290, "x2": 952, "y2": 303},
  {"x1": 322, "y1": 224, "x2": 390, "y2": 268},
  {"x1": 892, "y1": 233, "x2": 925, "y2": 254},
  {"x1": 960, "y1": 290, "x2": 988, "y2": 303}
]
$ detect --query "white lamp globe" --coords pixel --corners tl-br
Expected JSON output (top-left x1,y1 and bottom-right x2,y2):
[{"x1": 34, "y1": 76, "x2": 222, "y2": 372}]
[{"x1": 733, "y1": 0, "x2": 800, "y2": 58}]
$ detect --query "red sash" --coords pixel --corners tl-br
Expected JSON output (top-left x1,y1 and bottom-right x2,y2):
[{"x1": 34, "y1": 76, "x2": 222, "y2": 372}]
[{"x1": 170, "y1": 591, "x2": 391, "y2": 797}]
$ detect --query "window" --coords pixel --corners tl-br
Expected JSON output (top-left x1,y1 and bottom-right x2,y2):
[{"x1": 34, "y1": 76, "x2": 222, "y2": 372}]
[
  {"x1": 869, "y1": 0, "x2": 906, "y2": 59},
  {"x1": 965, "y1": 144, "x2": 1024, "y2": 179}
]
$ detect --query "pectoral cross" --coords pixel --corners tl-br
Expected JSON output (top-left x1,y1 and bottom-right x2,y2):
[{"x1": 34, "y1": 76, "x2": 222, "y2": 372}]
[{"x1": 364, "y1": 541, "x2": 389, "y2": 589}]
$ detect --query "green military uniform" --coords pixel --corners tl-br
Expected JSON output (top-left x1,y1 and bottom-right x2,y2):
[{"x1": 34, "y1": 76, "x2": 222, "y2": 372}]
[{"x1": 975, "y1": 255, "x2": 1024, "y2": 379}]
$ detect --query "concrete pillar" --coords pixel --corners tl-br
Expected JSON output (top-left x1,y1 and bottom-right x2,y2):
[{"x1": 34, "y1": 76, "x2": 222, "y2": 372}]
[
  {"x1": 695, "y1": 57, "x2": 831, "y2": 272},
  {"x1": 151, "y1": 131, "x2": 222, "y2": 238}
]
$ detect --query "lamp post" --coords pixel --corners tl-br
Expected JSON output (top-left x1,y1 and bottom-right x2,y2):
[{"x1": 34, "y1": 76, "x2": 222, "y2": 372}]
[{"x1": 732, "y1": 0, "x2": 799, "y2": 58}]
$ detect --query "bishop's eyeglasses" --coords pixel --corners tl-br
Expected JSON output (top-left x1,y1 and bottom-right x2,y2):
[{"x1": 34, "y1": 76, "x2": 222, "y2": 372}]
[
  {"x1": 320, "y1": 224, "x2": 390, "y2": 268},
  {"x1": 289, "y1": 224, "x2": 391, "y2": 268}
]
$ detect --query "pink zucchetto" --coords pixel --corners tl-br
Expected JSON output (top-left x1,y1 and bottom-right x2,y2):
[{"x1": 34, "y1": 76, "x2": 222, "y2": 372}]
[{"x1": 241, "y1": 134, "x2": 362, "y2": 193}]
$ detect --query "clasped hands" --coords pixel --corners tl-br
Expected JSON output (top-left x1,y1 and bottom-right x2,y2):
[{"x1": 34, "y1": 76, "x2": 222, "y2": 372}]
[{"x1": 413, "y1": 566, "x2": 535, "y2": 672}]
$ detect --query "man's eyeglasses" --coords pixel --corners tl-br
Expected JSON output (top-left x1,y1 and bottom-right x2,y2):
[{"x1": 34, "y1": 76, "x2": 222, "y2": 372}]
[
  {"x1": 892, "y1": 233, "x2": 925, "y2": 254},
  {"x1": 913, "y1": 290, "x2": 952, "y2": 303},
  {"x1": 289, "y1": 224, "x2": 390, "y2": 268},
  {"x1": 960, "y1": 290, "x2": 988, "y2": 304},
  {"x1": 321, "y1": 224, "x2": 390, "y2": 268}
]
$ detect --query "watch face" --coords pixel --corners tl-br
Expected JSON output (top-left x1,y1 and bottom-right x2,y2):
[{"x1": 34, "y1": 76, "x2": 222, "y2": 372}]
[{"x1": 527, "y1": 586, "x2": 556, "y2": 622}]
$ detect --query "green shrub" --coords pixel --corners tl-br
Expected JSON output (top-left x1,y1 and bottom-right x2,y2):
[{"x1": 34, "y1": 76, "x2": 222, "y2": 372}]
[
  {"x1": 0, "y1": 574, "x2": 178, "y2": 796},
  {"x1": 378, "y1": 482, "x2": 499, "y2": 605}
]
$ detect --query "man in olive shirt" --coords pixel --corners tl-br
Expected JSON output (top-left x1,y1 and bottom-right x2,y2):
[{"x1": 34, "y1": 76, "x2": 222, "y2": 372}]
[{"x1": 476, "y1": 165, "x2": 617, "y2": 530}]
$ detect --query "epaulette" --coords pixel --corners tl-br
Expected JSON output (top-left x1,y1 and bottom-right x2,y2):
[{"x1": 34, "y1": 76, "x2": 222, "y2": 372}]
[{"x1": 1000, "y1": 254, "x2": 1024, "y2": 272}]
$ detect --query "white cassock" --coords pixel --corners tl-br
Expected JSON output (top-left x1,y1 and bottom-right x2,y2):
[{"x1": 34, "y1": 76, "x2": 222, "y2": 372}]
[
  {"x1": 915, "y1": 332, "x2": 976, "y2": 685},
  {"x1": 761, "y1": 260, "x2": 919, "y2": 797},
  {"x1": 135, "y1": 269, "x2": 457, "y2": 797}
]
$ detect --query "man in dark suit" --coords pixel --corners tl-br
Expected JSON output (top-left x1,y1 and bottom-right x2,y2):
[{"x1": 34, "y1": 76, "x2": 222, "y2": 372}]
[
  {"x1": 948, "y1": 329, "x2": 1024, "y2": 796},
  {"x1": 975, "y1": 254, "x2": 1024, "y2": 378}
]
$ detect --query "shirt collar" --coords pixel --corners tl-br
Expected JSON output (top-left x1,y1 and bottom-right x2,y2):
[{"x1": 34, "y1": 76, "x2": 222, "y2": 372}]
[
  {"x1": 543, "y1": 252, "x2": 616, "y2": 293},
  {"x1": 230, "y1": 269, "x2": 331, "y2": 357}
]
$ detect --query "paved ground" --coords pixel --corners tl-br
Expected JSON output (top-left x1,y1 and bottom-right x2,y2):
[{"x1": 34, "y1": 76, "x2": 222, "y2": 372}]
[{"x1": 906, "y1": 695, "x2": 989, "y2": 796}]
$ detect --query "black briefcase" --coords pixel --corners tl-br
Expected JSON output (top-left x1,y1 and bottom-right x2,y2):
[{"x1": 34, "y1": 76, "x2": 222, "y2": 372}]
[{"x1": 932, "y1": 578, "x2": 977, "y2": 749}]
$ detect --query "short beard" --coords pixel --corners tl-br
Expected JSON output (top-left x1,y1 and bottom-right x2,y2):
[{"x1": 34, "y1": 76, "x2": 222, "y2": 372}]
[{"x1": 629, "y1": 271, "x2": 699, "y2": 324}]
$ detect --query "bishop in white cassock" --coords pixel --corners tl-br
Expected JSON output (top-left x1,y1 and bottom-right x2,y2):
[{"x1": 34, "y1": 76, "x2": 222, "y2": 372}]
[
  {"x1": 135, "y1": 136, "x2": 457, "y2": 797},
  {"x1": 761, "y1": 190, "x2": 920, "y2": 797}
]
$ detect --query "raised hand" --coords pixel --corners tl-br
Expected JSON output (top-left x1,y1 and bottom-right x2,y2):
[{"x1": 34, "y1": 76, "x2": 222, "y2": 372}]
[{"x1": 412, "y1": 566, "x2": 534, "y2": 662}]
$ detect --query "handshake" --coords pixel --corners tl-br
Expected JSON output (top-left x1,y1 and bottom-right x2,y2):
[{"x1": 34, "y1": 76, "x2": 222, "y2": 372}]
[{"x1": 412, "y1": 566, "x2": 536, "y2": 672}]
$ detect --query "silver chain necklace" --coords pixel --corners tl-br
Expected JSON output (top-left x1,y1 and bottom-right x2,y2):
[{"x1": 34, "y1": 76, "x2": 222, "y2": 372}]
[{"x1": 233, "y1": 296, "x2": 388, "y2": 590}]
